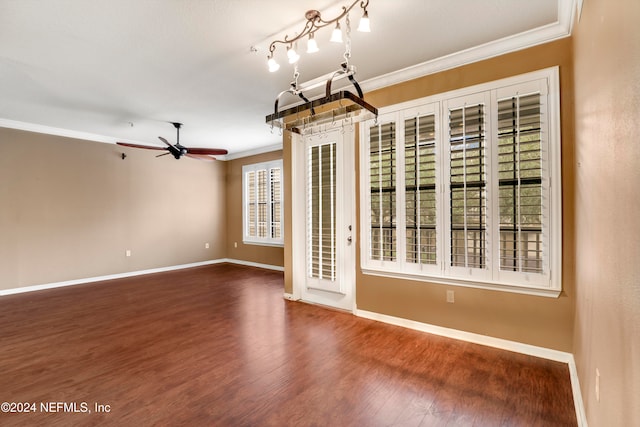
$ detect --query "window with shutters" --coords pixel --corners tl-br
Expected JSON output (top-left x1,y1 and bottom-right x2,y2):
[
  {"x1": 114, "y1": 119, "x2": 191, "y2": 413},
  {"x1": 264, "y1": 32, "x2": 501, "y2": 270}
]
[
  {"x1": 242, "y1": 159, "x2": 284, "y2": 246},
  {"x1": 360, "y1": 68, "x2": 562, "y2": 296}
]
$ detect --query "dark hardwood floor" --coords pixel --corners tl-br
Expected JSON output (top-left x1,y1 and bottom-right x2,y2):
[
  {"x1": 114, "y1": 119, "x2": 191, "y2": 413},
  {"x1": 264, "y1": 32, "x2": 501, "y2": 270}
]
[{"x1": 0, "y1": 263, "x2": 576, "y2": 426}]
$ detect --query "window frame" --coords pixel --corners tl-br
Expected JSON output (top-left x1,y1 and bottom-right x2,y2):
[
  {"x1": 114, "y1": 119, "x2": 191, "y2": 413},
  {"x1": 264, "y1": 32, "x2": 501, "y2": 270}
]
[
  {"x1": 242, "y1": 159, "x2": 284, "y2": 247},
  {"x1": 359, "y1": 67, "x2": 562, "y2": 297}
]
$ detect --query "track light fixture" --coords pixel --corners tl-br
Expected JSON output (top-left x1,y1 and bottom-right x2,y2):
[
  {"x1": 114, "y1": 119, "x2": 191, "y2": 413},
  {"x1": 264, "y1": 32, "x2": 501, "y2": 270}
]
[{"x1": 266, "y1": 0, "x2": 370, "y2": 72}]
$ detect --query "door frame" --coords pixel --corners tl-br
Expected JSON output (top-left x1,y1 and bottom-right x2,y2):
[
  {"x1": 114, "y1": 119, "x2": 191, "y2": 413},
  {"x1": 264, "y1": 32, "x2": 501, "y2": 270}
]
[{"x1": 291, "y1": 125, "x2": 356, "y2": 313}]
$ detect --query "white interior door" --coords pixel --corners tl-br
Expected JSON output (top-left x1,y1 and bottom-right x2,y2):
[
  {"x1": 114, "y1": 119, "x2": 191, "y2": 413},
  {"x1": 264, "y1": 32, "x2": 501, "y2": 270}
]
[{"x1": 292, "y1": 126, "x2": 355, "y2": 312}]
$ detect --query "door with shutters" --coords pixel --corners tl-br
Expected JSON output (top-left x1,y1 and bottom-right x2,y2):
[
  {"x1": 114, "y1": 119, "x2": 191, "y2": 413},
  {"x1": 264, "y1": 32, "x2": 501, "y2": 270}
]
[{"x1": 292, "y1": 126, "x2": 355, "y2": 312}]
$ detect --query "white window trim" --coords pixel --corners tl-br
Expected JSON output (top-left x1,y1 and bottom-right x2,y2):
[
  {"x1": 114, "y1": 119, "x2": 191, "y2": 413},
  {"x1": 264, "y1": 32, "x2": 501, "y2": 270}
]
[
  {"x1": 242, "y1": 159, "x2": 284, "y2": 247},
  {"x1": 359, "y1": 67, "x2": 562, "y2": 297}
]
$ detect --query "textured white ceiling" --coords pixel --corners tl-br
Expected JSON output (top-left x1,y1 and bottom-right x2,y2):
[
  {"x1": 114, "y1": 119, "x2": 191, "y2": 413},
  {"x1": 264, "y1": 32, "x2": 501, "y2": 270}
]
[{"x1": 0, "y1": 0, "x2": 571, "y2": 156}]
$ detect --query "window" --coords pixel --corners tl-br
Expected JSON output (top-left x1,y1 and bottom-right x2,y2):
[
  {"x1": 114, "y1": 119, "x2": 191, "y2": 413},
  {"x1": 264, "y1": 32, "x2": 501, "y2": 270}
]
[
  {"x1": 242, "y1": 159, "x2": 283, "y2": 246},
  {"x1": 361, "y1": 68, "x2": 561, "y2": 296}
]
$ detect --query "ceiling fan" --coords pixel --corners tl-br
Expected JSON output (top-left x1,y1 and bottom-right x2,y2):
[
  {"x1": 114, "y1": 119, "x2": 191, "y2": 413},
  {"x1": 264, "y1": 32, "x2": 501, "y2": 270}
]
[{"x1": 116, "y1": 122, "x2": 228, "y2": 160}]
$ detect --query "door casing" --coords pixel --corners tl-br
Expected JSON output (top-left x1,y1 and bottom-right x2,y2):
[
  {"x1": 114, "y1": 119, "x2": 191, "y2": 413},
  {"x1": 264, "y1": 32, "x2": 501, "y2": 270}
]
[{"x1": 291, "y1": 125, "x2": 356, "y2": 312}]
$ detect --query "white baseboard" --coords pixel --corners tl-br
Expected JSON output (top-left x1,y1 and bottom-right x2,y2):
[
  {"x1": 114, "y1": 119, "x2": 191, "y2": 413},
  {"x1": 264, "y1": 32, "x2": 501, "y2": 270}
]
[
  {"x1": 357, "y1": 309, "x2": 571, "y2": 361},
  {"x1": 567, "y1": 354, "x2": 588, "y2": 427},
  {"x1": 0, "y1": 259, "x2": 284, "y2": 296},
  {"x1": 0, "y1": 259, "x2": 228, "y2": 296},
  {"x1": 356, "y1": 309, "x2": 587, "y2": 426}
]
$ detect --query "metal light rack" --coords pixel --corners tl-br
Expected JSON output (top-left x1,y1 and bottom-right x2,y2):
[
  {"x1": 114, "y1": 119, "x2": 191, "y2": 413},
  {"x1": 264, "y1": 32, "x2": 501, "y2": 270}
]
[{"x1": 265, "y1": 63, "x2": 378, "y2": 135}]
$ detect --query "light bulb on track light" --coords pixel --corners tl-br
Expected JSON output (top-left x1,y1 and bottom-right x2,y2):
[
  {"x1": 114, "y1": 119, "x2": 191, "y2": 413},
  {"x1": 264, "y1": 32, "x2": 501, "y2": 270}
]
[
  {"x1": 358, "y1": 10, "x2": 370, "y2": 32},
  {"x1": 307, "y1": 33, "x2": 319, "y2": 53},
  {"x1": 268, "y1": 57, "x2": 280, "y2": 72},
  {"x1": 287, "y1": 46, "x2": 300, "y2": 64},
  {"x1": 330, "y1": 22, "x2": 343, "y2": 43}
]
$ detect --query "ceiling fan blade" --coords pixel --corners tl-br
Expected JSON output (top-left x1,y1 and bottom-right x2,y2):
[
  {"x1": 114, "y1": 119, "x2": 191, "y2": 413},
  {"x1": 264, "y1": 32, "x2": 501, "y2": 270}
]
[
  {"x1": 120, "y1": 124, "x2": 225, "y2": 160},
  {"x1": 116, "y1": 142, "x2": 167, "y2": 151},
  {"x1": 185, "y1": 147, "x2": 228, "y2": 156},
  {"x1": 158, "y1": 136, "x2": 174, "y2": 147},
  {"x1": 185, "y1": 153, "x2": 216, "y2": 161}
]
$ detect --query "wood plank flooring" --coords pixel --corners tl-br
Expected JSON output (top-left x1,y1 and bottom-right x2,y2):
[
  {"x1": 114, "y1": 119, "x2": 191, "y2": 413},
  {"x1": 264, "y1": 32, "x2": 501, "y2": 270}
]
[{"x1": 0, "y1": 263, "x2": 577, "y2": 426}]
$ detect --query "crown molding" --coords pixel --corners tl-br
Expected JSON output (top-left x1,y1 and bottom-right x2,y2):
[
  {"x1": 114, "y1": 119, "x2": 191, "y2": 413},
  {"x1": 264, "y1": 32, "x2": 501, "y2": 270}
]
[
  {"x1": 360, "y1": 0, "x2": 576, "y2": 94},
  {"x1": 224, "y1": 143, "x2": 283, "y2": 160},
  {"x1": 0, "y1": 118, "x2": 116, "y2": 144},
  {"x1": 0, "y1": 118, "x2": 283, "y2": 162}
]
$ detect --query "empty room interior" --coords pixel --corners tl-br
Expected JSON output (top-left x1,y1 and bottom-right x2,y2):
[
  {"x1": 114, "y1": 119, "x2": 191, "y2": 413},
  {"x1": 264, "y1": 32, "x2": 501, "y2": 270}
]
[{"x1": 0, "y1": 0, "x2": 638, "y2": 425}]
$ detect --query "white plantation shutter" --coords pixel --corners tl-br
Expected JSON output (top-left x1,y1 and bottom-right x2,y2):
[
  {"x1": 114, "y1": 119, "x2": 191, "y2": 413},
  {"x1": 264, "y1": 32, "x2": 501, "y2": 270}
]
[
  {"x1": 242, "y1": 160, "x2": 284, "y2": 245},
  {"x1": 360, "y1": 68, "x2": 561, "y2": 295},
  {"x1": 369, "y1": 121, "x2": 397, "y2": 262},
  {"x1": 448, "y1": 103, "x2": 487, "y2": 269},
  {"x1": 308, "y1": 143, "x2": 336, "y2": 280},
  {"x1": 497, "y1": 93, "x2": 543, "y2": 273},
  {"x1": 405, "y1": 114, "x2": 437, "y2": 265},
  {"x1": 270, "y1": 167, "x2": 282, "y2": 239},
  {"x1": 257, "y1": 169, "x2": 267, "y2": 237},
  {"x1": 247, "y1": 171, "x2": 256, "y2": 237}
]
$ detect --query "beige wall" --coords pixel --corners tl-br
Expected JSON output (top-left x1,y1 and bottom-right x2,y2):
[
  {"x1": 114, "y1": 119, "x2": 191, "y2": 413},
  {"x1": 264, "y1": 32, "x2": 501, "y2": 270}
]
[
  {"x1": 284, "y1": 38, "x2": 576, "y2": 352},
  {"x1": 0, "y1": 127, "x2": 226, "y2": 290},
  {"x1": 0, "y1": 126, "x2": 285, "y2": 292},
  {"x1": 225, "y1": 150, "x2": 284, "y2": 267},
  {"x1": 572, "y1": 0, "x2": 640, "y2": 424}
]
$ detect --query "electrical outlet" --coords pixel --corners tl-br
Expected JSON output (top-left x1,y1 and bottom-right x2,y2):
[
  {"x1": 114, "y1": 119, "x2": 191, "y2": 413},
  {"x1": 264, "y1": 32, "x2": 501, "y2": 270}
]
[
  {"x1": 446, "y1": 290, "x2": 455, "y2": 303},
  {"x1": 234, "y1": 242, "x2": 238, "y2": 248},
  {"x1": 125, "y1": 249, "x2": 131, "y2": 257},
  {"x1": 595, "y1": 368, "x2": 600, "y2": 402},
  {"x1": 205, "y1": 243, "x2": 210, "y2": 249}
]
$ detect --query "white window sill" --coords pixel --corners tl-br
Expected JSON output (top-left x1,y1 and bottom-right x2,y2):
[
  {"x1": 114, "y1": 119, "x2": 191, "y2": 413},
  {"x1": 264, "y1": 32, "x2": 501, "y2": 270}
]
[{"x1": 243, "y1": 240, "x2": 284, "y2": 248}]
